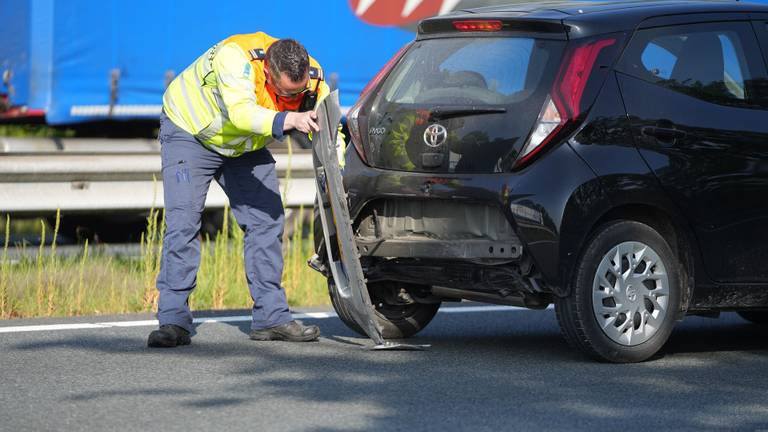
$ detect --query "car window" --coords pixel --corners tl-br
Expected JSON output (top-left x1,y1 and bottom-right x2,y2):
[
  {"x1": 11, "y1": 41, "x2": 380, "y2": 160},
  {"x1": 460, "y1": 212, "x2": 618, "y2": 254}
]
[
  {"x1": 720, "y1": 34, "x2": 746, "y2": 99},
  {"x1": 440, "y1": 38, "x2": 534, "y2": 96},
  {"x1": 381, "y1": 37, "x2": 556, "y2": 106},
  {"x1": 640, "y1": 40, "x2": 677, "y2": 80},
  {"x1": 618, "y1": 22, "x2": 762, "y2": 108},
  {"x1": 365, "y1": 36, "x2": 565, "y2": 173}
]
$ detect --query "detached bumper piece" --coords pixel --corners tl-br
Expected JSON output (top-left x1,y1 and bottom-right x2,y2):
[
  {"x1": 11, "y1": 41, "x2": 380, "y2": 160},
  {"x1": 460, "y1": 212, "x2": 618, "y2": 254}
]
[{"x1": 311, "y1": 92, "x2": 426, "y2": 351}]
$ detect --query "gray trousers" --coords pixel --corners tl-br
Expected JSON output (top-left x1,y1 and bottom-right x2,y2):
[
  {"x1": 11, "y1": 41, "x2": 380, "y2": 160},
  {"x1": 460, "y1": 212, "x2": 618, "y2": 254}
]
[{"x1": 156, "y1": 112, "x2": 293, "y2": 332}]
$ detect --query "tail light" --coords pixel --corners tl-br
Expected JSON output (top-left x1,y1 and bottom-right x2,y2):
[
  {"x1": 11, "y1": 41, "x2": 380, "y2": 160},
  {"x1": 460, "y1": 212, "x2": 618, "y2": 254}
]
[
  {"x1": 516, "y1": 37, "x2": 618, "y2": 169},
  {"x1": 453, "y1": 20, "x2": 502, "y2": 32},
  {"x1": 347, "y1": 43, "x2": 412, "y2": 164}
]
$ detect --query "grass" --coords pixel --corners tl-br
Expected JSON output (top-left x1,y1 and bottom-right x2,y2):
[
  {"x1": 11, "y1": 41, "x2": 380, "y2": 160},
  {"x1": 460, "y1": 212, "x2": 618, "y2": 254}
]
[
  {"x1": 0, "y1": 206, "x2": 329, "y2": 320},
  {"x1": 0, "y1": 124, "x2": 75, "y2": 138}
]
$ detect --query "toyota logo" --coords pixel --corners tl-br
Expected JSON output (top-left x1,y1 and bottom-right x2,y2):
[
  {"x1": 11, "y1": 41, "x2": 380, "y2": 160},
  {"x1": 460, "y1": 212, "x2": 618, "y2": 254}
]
[{"x1": 423, "y1": 123, "x2": 447, "y2": 148}]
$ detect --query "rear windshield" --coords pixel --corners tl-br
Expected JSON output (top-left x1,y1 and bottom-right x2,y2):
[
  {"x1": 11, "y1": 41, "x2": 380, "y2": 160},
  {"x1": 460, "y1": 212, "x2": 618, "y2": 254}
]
[
  {"x1": 363, "y1": 36, "x2": 564, "y2": 173},
  {"x1": 379, "y1": 37, "x2": 558, "y2": 106}
]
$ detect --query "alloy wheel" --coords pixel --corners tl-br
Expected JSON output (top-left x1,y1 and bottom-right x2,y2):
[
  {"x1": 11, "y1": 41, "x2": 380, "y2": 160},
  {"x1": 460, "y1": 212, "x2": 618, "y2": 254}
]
[{"x1": 592, "y1": 241, "x2": 670, "y2": 346}]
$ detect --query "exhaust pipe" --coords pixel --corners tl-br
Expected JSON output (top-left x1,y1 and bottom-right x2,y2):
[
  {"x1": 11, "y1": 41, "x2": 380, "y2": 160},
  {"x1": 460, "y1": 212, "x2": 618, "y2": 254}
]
[{"x1": 430, "y1": 286, "x2": 549, "y2": 309}]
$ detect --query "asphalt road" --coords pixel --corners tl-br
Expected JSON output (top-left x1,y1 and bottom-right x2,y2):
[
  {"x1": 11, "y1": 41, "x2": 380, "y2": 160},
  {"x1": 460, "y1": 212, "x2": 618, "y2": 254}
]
[{"x1": 1, "y1": 305, "x2": 767, "y2": 432}]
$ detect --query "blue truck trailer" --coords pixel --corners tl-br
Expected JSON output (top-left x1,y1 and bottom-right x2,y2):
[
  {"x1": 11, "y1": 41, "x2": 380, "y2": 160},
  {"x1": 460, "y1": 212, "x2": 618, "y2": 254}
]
[
  {"x1": 0, "y1": 0, "x2": 574, "y2": 241},
  {"x1": 0, "y1": 0, "x2": 497, "y2": 124}
]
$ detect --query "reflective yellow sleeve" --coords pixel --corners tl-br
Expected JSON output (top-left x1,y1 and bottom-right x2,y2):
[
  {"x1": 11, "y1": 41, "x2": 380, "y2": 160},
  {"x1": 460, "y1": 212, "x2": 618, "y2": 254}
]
[{"x1": 213, "y1": 43, "x2": 276, "y2": 135}]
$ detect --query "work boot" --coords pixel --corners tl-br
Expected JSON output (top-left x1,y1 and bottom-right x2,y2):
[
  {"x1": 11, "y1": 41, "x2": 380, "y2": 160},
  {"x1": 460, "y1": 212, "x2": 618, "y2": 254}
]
[
  {"x1": 147, "y1": 324, "x2": 191, "y2": 348},
  {"x1": 249, "y1": 320, "x2": 320, "y2": 342}
]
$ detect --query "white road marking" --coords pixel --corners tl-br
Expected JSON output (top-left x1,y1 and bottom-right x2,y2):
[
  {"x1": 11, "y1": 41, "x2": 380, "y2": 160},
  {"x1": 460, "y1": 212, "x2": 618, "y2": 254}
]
[
  {"x1": 0, "y1": 305, "x2": 543, "y2": 334},
  {"x1": 0, "y1": 323, "x2": 112, "y2": 332}
]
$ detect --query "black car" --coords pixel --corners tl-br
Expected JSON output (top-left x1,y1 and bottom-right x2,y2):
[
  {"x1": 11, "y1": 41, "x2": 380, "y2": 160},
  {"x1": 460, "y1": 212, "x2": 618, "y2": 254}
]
[{"x1": 314, "y1": 0, "x2": 768, "y2": 362}]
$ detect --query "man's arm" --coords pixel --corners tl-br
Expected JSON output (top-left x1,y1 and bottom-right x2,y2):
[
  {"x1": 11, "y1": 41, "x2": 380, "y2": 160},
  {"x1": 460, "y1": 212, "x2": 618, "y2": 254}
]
[
  {"x1": 213, "y1": 44, "x2": 319, "y2": 137},
  {"x1": 213, "y1": 44, "x2": 277, "y2": 136},
  {"x1": 283, "y1": 111, "x2": 319, "y2": 134}
]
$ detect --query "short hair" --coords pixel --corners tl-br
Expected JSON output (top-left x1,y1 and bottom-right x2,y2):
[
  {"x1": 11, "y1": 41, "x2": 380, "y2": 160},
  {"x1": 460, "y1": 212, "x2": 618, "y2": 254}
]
[{"x1": 265, "y1": 39, "x2": 309, "y2": 83}]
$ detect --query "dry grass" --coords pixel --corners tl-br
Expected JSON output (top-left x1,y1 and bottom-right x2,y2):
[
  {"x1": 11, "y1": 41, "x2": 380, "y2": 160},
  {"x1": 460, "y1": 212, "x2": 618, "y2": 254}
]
[{"x1": 0, "y1": 206, "x2": 328, "y2": 320}]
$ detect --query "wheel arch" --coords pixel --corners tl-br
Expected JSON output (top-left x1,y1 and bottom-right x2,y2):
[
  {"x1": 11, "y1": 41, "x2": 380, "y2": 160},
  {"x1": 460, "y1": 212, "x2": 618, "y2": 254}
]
[{"x1": 560, "y1": 202, "x2": 699, "y2": 317}]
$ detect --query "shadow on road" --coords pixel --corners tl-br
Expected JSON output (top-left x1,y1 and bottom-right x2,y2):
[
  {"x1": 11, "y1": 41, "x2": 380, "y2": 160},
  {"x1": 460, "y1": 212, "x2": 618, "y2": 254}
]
[{"x1": 6, "y1": 310, "x2": 768, "y2": 430}]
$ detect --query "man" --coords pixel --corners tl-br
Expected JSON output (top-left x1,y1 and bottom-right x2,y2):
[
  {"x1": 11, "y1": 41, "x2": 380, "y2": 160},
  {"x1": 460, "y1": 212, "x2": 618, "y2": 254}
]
[{"x1": 148, "y1": 32, "x2": 333, "y2": 347}]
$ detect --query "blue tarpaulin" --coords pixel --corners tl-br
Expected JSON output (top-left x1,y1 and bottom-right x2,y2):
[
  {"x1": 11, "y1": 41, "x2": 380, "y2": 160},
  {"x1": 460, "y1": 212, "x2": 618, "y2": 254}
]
[{"x1": 0, "y1": 0, "x2": 414, "y2": 124}]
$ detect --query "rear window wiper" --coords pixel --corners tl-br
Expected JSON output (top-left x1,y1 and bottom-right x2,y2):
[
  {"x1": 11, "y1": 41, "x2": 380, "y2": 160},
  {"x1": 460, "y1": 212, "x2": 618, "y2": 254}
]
[{"x1": 429, "y1": 105, "x2": 507, "y2": 120}]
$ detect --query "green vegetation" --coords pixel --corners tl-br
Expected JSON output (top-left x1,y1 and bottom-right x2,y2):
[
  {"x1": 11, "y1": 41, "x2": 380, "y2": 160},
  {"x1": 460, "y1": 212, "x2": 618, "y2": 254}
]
[
  {"x1": 0, "y1": 124, "x2": 75, "y2": 137},
  {"x1": 0, "y1": 206, "x2": 329, "y2": 320}
]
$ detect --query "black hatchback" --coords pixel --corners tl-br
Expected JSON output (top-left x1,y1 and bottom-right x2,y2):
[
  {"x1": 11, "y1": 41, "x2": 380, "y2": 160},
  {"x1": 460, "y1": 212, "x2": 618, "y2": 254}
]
[{"x1": 314, "y1": 0, "x2": 768, "y2": 362}]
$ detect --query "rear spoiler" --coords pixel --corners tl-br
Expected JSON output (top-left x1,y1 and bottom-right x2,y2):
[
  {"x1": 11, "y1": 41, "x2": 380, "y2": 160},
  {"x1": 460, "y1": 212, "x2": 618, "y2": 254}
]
[{"x1": 418, "y1": 14, "x2": 568, "y2": 40}]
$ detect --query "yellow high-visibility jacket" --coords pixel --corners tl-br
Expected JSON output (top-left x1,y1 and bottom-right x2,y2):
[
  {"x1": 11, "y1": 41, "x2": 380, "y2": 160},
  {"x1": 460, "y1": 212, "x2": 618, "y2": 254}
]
[{"x1": 163, "y1": 32, "x2": 339, "y2": 157}]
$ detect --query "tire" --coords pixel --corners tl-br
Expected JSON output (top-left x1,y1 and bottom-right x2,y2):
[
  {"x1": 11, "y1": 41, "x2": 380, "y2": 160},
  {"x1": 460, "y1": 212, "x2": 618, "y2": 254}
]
[
  {"x1": 328, "y1": 279, "x2": 440, "y2": 339},
  {"x1": 738, "y1": 311, "x2": 768, "y2": 325},
  {"x1": 314, "y1": 206, "x2": 440, "y2": 339},
  {"x1": 555, "y1": 220, "x2": 682, "y2": 363}
]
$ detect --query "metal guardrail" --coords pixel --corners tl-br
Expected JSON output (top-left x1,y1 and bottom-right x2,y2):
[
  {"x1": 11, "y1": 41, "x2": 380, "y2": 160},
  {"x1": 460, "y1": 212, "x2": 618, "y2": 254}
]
[{"x1": 0, "y1": 137, "x2": 316, "y2": 213}]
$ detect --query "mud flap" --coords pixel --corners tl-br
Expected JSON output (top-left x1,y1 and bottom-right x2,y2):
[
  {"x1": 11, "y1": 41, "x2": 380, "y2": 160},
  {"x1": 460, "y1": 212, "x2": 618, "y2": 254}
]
[{"x1": 309, "y1": 92, "x2": 425, "y2": 351}]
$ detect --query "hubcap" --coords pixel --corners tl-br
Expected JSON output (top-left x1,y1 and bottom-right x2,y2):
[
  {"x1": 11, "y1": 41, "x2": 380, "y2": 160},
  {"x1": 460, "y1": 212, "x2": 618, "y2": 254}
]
[{"x1": 592, "y1": 241, "x2": 669, "y2": 346}]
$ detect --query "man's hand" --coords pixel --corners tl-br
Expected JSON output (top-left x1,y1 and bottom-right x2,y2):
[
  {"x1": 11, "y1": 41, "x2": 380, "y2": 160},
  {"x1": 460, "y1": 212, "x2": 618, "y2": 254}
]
[{"x1": 284, "y1": 111, "x2": 320, "y2": 134}]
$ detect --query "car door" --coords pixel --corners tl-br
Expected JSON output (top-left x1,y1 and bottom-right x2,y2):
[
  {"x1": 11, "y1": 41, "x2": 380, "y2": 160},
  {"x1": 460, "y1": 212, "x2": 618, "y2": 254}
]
[{"x1": 615, "y1": 19, "x2": 768, "y2": 283}]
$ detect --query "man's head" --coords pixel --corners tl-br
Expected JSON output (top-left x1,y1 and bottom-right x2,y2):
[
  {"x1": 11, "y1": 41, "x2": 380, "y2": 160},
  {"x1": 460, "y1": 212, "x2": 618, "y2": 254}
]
[{"x1": 265, "y1": 39, "x2": 310, "y2": 99}]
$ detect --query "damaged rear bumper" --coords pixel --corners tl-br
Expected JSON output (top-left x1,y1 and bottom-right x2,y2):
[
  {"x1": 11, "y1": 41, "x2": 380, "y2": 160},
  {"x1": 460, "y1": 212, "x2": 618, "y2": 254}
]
[{"x1": 355, "y1": 199, "x2": 523, "y2": 260}]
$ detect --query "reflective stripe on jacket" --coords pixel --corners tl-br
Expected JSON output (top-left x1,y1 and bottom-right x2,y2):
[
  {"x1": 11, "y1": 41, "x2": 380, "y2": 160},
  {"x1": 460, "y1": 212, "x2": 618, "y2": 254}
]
[{"x1": 162, "y1": 32, "x2": 330, "y2": 157}]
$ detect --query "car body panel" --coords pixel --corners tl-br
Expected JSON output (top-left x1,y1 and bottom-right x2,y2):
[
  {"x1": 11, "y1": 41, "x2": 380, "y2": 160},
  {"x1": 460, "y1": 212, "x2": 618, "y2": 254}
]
[
  {"x1": 615, "y1": 17, "x2": 768, "y2": 285},
  {"x1": 312, "y1": 91, "x2": 386, "y2": 345},
  {"x1": 334, "y1": 0, "x2": 768, "y2": 315},
  {"x1": 343, "y1": 132, "x2": 600, "y2": 293}
]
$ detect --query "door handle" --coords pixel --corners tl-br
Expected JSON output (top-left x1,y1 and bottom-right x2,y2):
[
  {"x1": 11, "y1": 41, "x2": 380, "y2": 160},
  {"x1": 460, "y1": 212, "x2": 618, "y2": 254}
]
[{"x1": 641, "y1": 126, "x2": 687, "y2": 143}]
